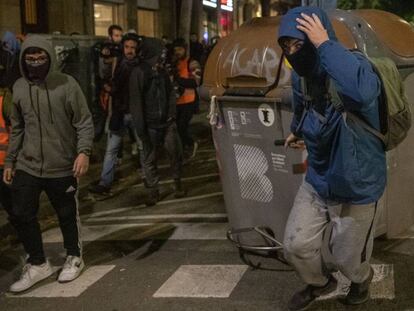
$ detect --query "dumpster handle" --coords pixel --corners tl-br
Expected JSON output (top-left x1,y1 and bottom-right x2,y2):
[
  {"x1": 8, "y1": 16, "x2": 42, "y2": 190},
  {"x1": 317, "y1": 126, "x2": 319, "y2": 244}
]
[
  {"x1": 264, "y1": 52, "x2": 285, "y2": 96},
  {"x1": 226, "y1": 227, "x2": 284, "y2": 252}
]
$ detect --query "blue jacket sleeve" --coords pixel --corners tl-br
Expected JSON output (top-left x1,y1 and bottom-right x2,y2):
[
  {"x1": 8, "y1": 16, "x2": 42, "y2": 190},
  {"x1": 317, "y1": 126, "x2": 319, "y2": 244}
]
[{"x1": 317, "y1": 40, "x2": 381, "y2": 112}]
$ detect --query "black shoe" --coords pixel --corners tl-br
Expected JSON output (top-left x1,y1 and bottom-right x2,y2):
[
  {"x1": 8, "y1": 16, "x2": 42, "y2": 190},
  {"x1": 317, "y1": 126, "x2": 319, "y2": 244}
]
[
  {"x1": 173, "y1": 179, "x2": 187, "y2": 199},
  {"x1": 145, "y1": 188, "x2": 159, "y2": 207},
  {"x1": 288, "y1": 276, "x2": 338, "y2": 311},
  {"x1": 343, "y1": 267, "x2": 374, "y2": 305},
  {"x1": 89, "y1": 184, "x2": 110, "y2": 195}
]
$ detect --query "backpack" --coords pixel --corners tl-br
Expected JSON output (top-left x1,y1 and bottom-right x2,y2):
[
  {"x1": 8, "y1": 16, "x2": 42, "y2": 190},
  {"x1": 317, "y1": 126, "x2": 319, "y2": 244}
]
[{"x1": 329, "y1": 55, "x2": 411, "y2": 151}]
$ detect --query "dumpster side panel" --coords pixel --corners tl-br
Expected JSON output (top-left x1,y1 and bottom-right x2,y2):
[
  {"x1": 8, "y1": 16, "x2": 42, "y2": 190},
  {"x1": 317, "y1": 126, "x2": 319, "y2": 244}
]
[
  {"x1": 384, "y1": 72, "x2": 414, "y2": 237},
  {"x1": 214, "y1": 98, "x2": 306, "y2": 243}
]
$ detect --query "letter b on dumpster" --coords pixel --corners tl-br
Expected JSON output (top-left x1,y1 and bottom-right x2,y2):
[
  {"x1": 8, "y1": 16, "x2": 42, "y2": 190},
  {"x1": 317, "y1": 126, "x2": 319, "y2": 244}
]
[{"x1": 234, "y1": 144, "x2": 273, "y2": 203}]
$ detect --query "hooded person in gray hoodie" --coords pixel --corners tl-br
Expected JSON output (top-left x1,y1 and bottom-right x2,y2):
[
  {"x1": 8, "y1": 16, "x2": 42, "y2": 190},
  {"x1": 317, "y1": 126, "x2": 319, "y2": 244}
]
[{"x1": 2, "y1": 35, "x2": 94, "y2": 293}]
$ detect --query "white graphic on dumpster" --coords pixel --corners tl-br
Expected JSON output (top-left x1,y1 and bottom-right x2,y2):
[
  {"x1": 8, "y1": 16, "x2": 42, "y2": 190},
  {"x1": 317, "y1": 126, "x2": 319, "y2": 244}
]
[
  {"x1": 258, "y1": 104, "x2": 275, "y2": 127},
  {"x1": 234, "y1": 144, "x2": 273, "y2": 203},
  {"x1": 223, "y1": 44, "x2": 291, "y2": 85}
]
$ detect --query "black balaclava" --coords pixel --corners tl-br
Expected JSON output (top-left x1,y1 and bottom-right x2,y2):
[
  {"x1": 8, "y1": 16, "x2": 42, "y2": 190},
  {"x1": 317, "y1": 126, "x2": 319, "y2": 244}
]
[
  {"x1": 284, "y1": 39, "x2": 318, "y2": 77},
  {"x1": 23, "y1": 48, "x2": 50, "y2": 84}
]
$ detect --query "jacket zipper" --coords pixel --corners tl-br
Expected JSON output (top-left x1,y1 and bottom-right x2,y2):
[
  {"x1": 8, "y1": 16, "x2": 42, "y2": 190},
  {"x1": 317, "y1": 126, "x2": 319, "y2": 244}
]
[{"x1": 36, "y1": 89, "x2": 44, "y2": 176}]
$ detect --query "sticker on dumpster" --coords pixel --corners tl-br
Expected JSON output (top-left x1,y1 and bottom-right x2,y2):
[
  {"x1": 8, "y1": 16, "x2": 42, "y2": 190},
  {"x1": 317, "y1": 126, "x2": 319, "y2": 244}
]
[
  {"x1": 271, "y1": 153, "x2": 288, "y2": 173},
  {"x1": 228, "y1": 111, "x2": 239, "y2": 130},
  {"x1": 240, "y1": 111, "x2": 247, "y2": 125},
  {"x1": 258, "y1": 104, "x2": 275, "y2": 127}
]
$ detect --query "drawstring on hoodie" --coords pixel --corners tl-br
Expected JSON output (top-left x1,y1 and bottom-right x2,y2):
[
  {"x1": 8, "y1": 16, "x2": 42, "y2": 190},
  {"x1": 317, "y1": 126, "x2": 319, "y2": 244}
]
[
  {"x1": 44, "y1": 81, "x2": 54, "y2": 124},
  {"x1": 28, "y1": 82, "x2": 54, "y2": 124}
]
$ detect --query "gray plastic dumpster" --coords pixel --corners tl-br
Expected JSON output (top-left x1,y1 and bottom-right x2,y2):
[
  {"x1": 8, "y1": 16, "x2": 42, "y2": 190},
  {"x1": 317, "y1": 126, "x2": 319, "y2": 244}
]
[
  {"x1": 212, "y1": 94, "x2": 306, "y2": 255},
  {"x1": 33, "y1": 34, "x2": 104, "y2": 111},
  {"x1": 201, "y1": 9, "x2": 414, "y2": 256}
]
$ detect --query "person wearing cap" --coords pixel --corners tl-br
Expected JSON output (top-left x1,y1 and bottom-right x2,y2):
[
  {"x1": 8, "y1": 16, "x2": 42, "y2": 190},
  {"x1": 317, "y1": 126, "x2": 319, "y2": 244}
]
[
  {"x1": 3, "y1": 35, "x2": 94, "y2": 292},
  {"x1": 278, "y1": 7, "x2": 385, "y2": 311},
  {"x1": 89, "y1": 33, "x2": 143, "y2": 195},
  {"x1": 172, "y1": 38, "x2": 201, "y2": 159}
]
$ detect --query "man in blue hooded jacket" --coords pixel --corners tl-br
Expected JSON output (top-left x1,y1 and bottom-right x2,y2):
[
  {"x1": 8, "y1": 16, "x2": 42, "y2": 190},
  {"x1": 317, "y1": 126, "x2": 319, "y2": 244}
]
[{"x1": 278, "y1": 7, "x2": 386, "y2": 310}]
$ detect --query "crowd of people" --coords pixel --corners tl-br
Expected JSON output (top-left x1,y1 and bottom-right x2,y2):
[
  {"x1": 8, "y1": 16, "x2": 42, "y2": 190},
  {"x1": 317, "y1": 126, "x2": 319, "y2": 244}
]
[{"x1": 0, "y1": 25, "x2": 209, "y2": 293}]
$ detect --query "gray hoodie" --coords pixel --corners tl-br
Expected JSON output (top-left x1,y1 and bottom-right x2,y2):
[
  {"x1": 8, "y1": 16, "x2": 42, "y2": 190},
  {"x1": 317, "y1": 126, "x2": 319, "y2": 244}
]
[{"x1": 4, "y1": 35, "x2": 94, "y2": 178}]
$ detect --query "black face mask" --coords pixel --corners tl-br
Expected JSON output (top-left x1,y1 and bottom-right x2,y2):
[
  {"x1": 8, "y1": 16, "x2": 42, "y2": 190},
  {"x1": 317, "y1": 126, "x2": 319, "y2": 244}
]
[
  {"x1": 26, "y1": 61, "x2": 50, "y2": 83},
  {"x1": 285, "y1": 41, "x2": 318, "y2": 77}
]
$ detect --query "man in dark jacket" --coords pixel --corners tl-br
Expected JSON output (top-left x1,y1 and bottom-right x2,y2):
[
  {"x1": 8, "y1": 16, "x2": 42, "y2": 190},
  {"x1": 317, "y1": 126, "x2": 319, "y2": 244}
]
[
  {"x1": 172, "y1": 38, "x2": 201, "y2": 159},
  {"x1": 89, "y1": 33, "x2": 142, "y2": 195},
  {"x1": 189, "y1": 33, "x2": 204, "y2": 64},
  {"x1": 3, "y1": 35, "x2": 94, "y2": 292},
  {"x1": 278, "y1": 7, "x2": 386, "y2": 310},
  {"x1": 92, "y1": 24, "x2": 123, "y2": 142},
  {"x1": 129, "y1": 38, "x2": 184, "y2": 206}
]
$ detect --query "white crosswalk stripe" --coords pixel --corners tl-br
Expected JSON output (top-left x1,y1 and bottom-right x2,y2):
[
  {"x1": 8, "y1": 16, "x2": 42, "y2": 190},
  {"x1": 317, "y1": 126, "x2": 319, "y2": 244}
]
[{"x1": 153, "y1": 265, "x2": 248, "y2": 298}]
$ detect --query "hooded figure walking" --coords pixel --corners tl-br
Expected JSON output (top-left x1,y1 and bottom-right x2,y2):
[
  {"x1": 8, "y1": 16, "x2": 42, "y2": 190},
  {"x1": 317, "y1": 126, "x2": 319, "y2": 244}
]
[
  {"x1": 278, "y1": 7, "x2": 386, "y2": 310},
  {"x1": 129, "y1": 38, "x2": 185, "y2": 206},
  {"x1": 3, "y1": 35, "x2": 94, "y2": 293}
]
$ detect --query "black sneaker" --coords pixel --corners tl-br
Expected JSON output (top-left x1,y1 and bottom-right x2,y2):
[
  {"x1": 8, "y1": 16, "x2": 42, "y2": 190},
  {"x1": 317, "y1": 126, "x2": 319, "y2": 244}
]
[
  {"x1": 343, "y1": 267, "x2": 374, "y2": 305},
  {"x1": 173, "y1": 179, "x2": 187, "y2": 199},
  {"x1": 288, "y1": 275, "x2": 338, "y2": 311},
  {"x1": 145, "y1": 188, "x2": 159, "y2": 207},
  {"x1": 89, "y1": 184, "x2": 110, "y2": 195}
]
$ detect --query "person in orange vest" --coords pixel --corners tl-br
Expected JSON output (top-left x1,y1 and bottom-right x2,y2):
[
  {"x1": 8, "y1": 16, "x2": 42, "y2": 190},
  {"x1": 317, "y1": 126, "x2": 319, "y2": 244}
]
[
  {"x1": 172, "y1": 38, "x2": 201, "y2": 159},
  {"x1": 0, "y1": 87, "x2": 12, "y2": 215}
]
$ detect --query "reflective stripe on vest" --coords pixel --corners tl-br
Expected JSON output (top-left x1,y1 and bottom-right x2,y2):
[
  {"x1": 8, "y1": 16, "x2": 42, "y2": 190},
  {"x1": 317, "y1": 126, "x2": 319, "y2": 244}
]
[
  {"x1": 0, "y1": 95, "x2": 9, "y2": 166},
  {"x1": 177, "y1": 58, "x2": 196, "y2": 105}
]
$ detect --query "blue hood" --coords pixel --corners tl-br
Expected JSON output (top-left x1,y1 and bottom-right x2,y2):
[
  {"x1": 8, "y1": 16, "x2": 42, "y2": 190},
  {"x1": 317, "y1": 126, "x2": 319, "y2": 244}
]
[
  {"x1": 2, "y1": 31, "x2": 20, "y2": 56},
  {"x1": 278, "y1": 7, "x2": 337, "y2": 43}
]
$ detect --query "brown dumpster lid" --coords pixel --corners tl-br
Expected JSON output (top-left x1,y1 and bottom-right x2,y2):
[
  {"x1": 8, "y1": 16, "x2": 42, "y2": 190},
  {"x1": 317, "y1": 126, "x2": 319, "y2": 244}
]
[
  {"x1": 355, "y1": 9, "x2": 414, "y2": 58},
  {"x1": 203, "y1": 15, "x2": 357, "y2": 94}
]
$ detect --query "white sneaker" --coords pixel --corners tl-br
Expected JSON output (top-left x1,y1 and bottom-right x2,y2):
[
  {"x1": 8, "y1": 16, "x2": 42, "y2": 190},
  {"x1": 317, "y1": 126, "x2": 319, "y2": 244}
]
[
  {"x1": 9, "y1": 261, "x2": 53, "y2": 293},
  {"x1": 58, "y1": 256, "x2": 84, "y2": 283}
]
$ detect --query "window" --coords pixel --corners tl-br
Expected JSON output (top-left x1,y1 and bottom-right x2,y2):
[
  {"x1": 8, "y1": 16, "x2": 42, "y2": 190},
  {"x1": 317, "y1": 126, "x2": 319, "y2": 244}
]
[
  {"x1": 94, "y1": 2, "x2": 119, "y2": 36},
  {"x1": 137, "y1": 9, "x2": 157, "y2": 37}
]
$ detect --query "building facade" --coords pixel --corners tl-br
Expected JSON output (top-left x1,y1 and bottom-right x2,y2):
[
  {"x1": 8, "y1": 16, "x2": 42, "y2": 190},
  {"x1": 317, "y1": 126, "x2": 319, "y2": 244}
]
[
  {"x1": 0, "y1": 0, "x2": 301, "y2": 42},
  {"x1": 0, "y1": 0, "x2": 176, "y2": 38}
]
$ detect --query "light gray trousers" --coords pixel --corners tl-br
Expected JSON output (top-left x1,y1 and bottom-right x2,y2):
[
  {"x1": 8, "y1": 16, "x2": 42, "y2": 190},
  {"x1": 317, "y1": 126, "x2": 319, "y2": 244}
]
[{"x1": 283, "y1": 181, "x2": 379, "y2": 286}]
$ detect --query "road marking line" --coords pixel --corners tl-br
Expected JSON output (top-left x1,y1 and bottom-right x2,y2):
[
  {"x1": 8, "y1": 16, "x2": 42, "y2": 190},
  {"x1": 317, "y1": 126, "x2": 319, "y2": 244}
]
[
  {"x1": 85, "y1": 192, "x2": 223, "y2": 218},
  {"x1": 132, "y1": 173, "x2": 219, "y2": 189},
  {"x1": 42, "y1": 223, "x2": 229, "y2": 243},
  {"x1": 9, "y1": 265, "x2": 115, "y2": 298},
  {"x1": 317, "y1": 264, "x2": 395, "y2": 301},
  {"x1": 84, "y1": 213, "x2": 228, "y2": 223},
  {"x1": 153, "y1": 265, "x2": 248, "y2": 298}
]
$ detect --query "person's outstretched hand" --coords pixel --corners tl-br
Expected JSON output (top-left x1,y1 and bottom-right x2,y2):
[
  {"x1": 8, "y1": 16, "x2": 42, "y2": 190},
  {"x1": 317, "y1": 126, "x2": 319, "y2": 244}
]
[{"x1": 296, "y1": 13, "x2": 329, "y2": 48}]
